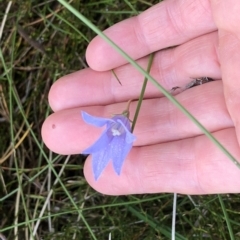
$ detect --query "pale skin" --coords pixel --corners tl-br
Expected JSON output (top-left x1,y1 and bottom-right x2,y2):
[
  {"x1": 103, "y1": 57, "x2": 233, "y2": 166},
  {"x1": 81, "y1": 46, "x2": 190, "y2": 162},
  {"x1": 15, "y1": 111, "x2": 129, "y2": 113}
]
[{"x1": 41, "y1": 0, "x2": 240, "y2": 195}]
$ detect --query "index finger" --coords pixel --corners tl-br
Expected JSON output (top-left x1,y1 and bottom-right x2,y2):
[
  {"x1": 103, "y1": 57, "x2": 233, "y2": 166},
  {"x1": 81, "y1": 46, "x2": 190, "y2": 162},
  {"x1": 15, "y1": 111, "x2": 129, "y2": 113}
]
[{"x1": 86, "y1": 0, "x2": 216, "y2": 71}]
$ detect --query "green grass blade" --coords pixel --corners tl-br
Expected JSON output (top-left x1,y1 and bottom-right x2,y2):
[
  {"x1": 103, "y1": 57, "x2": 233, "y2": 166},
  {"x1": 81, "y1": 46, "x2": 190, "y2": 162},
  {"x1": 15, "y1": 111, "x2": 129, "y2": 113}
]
[{"x1": 218, "y1": 195, "x2": 235, "y2": 240}]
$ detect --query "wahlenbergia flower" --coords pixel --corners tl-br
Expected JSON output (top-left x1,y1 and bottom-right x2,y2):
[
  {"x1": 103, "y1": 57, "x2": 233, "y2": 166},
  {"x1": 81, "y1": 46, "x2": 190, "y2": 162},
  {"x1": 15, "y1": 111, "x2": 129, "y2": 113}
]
[{"x1": 81, "y1": 110, "x2": 136, "y2": 180}]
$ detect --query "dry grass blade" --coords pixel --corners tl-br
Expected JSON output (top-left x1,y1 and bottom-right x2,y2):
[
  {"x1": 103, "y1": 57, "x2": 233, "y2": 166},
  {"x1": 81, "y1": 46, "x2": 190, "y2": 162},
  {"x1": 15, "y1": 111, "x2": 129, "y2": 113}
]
[
  {"x1": 17, "y1": 25, "x2": 46, "y2": 54},
  {"x1": 0, "y1": 1, "x2": 12, "y2": 41},
  {"x1": 0, "y1": 233, "x2": 7, "y2": 240},
  {"x1": 0, "y1": 84, "x2": 9, "y2": 121},
  {"x1": 24, "y1": 0, "x2": 73, "y2": 27},
  {"x1": 0, "y1": 124, "x2": 33, "y2": 164}
]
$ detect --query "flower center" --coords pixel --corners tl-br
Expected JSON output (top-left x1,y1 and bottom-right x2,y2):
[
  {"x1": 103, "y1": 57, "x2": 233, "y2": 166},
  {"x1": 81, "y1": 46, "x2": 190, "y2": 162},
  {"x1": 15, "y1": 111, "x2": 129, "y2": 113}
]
[
  {"x1": 111, "y1": 128, "x2": 121, "y2": 136},
  {"x1": 111, "y1": 123, "x2": 124, "y2": 136}
]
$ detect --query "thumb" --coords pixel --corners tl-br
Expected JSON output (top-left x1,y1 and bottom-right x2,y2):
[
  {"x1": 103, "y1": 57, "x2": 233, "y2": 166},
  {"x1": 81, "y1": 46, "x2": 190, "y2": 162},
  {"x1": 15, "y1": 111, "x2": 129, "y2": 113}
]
[{"x1": 210, "y1": 0, "x2": 240, "y2": 144}]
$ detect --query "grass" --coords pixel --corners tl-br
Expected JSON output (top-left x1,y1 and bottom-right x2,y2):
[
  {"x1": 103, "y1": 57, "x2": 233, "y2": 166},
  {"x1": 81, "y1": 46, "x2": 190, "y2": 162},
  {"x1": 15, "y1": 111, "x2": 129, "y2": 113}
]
[{"x1": 1, "y1": 0, "x2": 240, "y2": 239}]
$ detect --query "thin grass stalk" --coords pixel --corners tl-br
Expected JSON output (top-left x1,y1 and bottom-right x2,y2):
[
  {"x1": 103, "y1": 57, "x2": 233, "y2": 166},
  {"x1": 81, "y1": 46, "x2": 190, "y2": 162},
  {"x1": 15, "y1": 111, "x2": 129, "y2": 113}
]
[
  {"x1": 172, "y1": 193, "x2": 177, "y2": 240},
  {"x1": 0, "y1": 1, "x2": 12, "y2": 41},
  {"x1": 47, "y1": 151, "x2": 53, "y2": 233},
  {"x1": 218, "y1": 195, "x2": 235, "y2": 240},
  {"x1": 10, "y1": 30, "x2": 34, "y2": 239}
]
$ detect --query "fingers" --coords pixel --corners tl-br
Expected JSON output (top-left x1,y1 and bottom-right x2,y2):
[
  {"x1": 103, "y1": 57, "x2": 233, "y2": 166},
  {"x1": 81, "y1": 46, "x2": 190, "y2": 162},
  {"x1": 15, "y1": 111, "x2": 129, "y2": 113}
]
[
  {"x1": 210, "y1": 1, "x2": 240, "y2": 143},
  {"x1": 42, "y1": 81, "x2": 233, "y2": 155},
  {"x1": 84, "y1": 128, "x2": 240, "y2": 195},
  {"x1": 86, "y1": 0, "x2": 216, "y2": 71},
  {"x1": 49, "y1": 32, "x2": 220, "y2": 112}
]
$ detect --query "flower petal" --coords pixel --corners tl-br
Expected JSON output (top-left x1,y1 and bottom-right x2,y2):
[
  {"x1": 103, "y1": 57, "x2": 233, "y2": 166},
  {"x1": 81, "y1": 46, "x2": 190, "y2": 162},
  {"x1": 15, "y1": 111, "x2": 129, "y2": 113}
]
[
  {"x1": 82, "y1": 129, "x2": 113, "y2": 154},
  {"x1": 81, "y1": 111, "x2": 114, "y2": 127},
  {"x1": 109, "y1": 134, "x2": 133, "y2": 175},
  {"x1": 92, "y1": 148, "x2": 111, "y2": 180},
  {"x1": 81, "y1": 111, "x2": 136, "y2": 179}
]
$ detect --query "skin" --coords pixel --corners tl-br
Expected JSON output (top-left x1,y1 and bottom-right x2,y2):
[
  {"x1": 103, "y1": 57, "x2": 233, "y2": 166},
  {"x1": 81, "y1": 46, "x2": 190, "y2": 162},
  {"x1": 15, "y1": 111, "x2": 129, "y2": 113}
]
[{"x1": 41, "y1": 0, "x2": 240, "y2": 195}]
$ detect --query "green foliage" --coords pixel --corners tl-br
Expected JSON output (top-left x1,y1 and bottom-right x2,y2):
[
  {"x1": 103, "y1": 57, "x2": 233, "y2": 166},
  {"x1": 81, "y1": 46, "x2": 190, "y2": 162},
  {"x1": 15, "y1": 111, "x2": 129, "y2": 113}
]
[{"x1": 0, "y1": 0, "x2": 240, "y2": 239}]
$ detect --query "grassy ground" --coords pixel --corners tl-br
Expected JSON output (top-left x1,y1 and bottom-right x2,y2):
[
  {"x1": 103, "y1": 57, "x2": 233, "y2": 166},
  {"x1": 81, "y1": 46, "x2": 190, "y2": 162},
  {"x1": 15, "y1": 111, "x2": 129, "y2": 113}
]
[{"x1": 1, "y1": 0, "x2": 240, "y2": 239}]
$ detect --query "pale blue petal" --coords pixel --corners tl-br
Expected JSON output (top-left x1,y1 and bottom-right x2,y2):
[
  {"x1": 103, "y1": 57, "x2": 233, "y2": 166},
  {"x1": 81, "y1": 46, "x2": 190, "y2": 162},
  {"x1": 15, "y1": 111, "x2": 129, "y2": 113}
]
[
  {"x1": 117, "y1": 119, "x2": 136, "y2": 144},
  {"x1": 81, "y1": 111, "x2": 136, "y2": 180},
  {"x1": 81, "y1": 111, "x2": 114, "y2": 127},
  {"x1": 110, "y1": 135, "x2": 133, "y2": 175},
  {"x1": 92, "y1": 147, "x2": 111, "y2": 180},
  {"x1": 82, "y1": 129, "x2": 113, "y2": 154}
]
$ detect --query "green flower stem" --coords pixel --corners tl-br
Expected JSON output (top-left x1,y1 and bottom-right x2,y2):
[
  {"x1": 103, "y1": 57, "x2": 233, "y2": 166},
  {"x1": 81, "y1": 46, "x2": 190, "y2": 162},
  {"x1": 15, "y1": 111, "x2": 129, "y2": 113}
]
[{"x1": 131, "y1": 53, "x2": 154, "y2": 132}]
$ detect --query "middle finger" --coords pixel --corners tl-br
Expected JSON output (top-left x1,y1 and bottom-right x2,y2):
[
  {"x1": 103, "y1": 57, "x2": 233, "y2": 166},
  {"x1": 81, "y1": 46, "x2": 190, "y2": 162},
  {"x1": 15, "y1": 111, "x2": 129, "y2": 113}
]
[{"x1": 49, "y1": 32, "x2": 221, "y2": 112}]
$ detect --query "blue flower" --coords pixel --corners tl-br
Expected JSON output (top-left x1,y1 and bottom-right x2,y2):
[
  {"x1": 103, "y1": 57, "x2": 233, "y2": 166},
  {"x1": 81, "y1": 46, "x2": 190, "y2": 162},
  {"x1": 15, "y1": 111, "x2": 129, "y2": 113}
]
[{"x1": 81, "y1": 111, "x2": 136, "y2": 180}]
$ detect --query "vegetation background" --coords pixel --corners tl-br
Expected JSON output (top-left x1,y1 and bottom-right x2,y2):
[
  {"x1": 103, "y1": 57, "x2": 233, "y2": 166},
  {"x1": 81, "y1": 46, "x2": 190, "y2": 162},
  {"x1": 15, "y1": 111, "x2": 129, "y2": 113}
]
[{"x1": 0, "y1": 0, "x2": 240, "y2": 239}]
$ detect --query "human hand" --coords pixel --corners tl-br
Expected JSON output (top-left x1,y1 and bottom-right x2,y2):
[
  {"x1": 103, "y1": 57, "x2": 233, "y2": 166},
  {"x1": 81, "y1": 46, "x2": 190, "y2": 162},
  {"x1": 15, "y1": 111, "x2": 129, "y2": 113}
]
[{"x1": 41, "y1": 0, "x2": 240, "y2": 195}]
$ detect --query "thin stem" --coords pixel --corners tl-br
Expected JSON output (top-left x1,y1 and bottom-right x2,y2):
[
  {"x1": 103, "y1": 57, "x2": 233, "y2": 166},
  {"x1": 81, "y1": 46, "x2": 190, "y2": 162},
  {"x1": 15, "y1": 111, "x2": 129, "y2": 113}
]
[
  {"x1": 172, "y1": 193, "x2": 177, "y2": 240},
  {"x1": 218, "y1": 195, "x2": 235, "y2": 240},
  {"x1": 131, "y1": 53, "x2": 154, "y2": 132}
]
